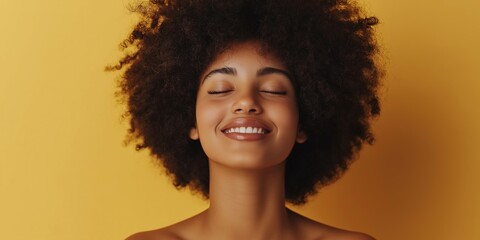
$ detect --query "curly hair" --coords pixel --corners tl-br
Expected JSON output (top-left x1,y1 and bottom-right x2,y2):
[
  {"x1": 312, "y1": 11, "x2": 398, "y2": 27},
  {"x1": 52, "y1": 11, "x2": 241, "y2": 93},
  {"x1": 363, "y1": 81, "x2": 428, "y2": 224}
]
[{"x1": 108, "y1": 0, "x2": 381, "y2": 205}]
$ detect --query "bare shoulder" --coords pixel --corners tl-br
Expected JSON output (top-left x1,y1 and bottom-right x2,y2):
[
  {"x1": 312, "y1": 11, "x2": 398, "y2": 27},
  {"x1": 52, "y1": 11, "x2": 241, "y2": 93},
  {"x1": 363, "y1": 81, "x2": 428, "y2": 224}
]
[
  {"x1": 125, "y1": 211, "x2": 205, "y2": 240},
  {"x1": 328, "y1": 231, "x2": 376, "y2": 240},
  {"x1": 288, "y1": 209, "x2": 375, "y2": 240},
  {"x1": 125, "y1": 228, "x2": 182, "y2": 240}
]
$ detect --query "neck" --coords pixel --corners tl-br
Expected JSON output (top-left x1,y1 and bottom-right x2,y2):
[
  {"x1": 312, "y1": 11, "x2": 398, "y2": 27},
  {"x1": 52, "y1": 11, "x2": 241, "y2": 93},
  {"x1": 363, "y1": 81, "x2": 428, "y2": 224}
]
[{"x1": 203, "y1": 161, "x2": 292, "y2": 239}]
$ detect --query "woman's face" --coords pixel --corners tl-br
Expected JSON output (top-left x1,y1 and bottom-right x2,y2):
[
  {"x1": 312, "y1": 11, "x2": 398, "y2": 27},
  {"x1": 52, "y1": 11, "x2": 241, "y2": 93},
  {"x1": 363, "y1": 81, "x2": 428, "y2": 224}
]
[{"x1": 190, "y1": 41, "x2": 306, "y2": 169}]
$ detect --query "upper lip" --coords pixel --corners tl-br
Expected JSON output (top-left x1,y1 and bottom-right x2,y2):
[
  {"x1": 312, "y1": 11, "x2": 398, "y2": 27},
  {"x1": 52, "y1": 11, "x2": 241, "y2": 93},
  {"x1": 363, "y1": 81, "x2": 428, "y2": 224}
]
[{"x1": 221, "y1": 118, "x2": 272, "y2": 133}]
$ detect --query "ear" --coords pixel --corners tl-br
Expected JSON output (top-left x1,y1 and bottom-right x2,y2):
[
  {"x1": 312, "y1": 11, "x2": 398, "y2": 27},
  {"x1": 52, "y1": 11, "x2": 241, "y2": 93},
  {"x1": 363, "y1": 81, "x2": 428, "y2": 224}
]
[
  {"x1": 189, "y1": 127, "x2": 199, "y2": 140},
  {"x1": 296, "y1": 130, "x2": 307, "y2": 144}
]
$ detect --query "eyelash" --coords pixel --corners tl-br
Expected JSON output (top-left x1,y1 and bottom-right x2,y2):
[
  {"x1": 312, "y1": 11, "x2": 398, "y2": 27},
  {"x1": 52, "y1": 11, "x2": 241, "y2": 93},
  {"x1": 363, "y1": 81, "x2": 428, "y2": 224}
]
[
  {"x1": 260, "y1": 90, "x2": 287, "y2": 95},
  {"x1": 207, "y1": 90, "x2": 233, "y2": 94},
  {"x1": 207, "y1": 90, "x2": 287, "y2": 95}
]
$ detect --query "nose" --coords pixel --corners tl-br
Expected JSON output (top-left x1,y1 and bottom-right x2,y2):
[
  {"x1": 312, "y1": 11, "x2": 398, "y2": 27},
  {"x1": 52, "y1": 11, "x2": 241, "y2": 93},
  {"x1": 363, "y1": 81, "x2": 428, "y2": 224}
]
[{"x1": 232, "y1": 90, "x2": 263, "y2": 114}]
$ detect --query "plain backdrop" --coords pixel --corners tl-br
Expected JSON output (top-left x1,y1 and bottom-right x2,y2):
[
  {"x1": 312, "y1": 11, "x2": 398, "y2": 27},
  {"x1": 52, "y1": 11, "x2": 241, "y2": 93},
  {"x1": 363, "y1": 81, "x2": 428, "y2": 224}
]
[{"x1": 1, "y1": 0, "x2": 479, "y2": 239}]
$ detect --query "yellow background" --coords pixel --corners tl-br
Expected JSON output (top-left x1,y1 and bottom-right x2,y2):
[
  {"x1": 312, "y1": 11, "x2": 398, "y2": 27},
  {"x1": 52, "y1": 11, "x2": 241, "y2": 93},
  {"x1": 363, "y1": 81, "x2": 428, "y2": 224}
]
[{"x1": 1, "y1": 0, "x2": 479, "y2": 239}]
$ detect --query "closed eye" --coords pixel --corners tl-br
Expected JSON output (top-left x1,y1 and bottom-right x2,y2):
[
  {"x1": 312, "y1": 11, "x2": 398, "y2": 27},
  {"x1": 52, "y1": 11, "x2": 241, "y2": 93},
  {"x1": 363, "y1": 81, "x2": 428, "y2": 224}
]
[
  {"x1": 207, "y1": 90, "x2": 234, "y2": 94},
  {"x1": 260, "y1": 90, "x2": 287, "y2": 95}
]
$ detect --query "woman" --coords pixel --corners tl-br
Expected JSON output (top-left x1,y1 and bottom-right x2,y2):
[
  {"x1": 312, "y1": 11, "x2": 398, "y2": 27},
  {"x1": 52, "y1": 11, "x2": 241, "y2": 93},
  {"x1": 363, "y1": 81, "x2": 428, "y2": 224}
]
[{"x1": 109, "y1": 0, "x2": 382, "y2": 239}]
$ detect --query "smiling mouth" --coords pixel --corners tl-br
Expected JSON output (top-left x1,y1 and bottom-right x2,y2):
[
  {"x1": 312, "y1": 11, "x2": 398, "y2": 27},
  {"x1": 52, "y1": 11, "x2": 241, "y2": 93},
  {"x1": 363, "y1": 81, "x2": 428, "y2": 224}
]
[
  {"x1": 220, "y1": 118, "x2": 272, "y2": 141},
  {"x1": 223, "y1": 127, "x2": 269, "y2": 134}
]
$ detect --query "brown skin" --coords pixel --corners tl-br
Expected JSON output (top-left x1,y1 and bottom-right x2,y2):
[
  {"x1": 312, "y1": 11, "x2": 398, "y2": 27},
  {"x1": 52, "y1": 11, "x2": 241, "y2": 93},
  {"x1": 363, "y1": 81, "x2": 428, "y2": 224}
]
[{"x1": 126, "y1": 42, "x2": 374, "y2": 240}]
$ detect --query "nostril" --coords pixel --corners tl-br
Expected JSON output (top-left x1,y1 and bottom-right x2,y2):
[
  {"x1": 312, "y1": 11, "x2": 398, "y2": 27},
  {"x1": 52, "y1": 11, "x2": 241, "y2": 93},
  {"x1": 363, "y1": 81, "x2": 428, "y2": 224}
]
[{"x1": 232, "y1": 105, "x2": 261, "y2": 114}]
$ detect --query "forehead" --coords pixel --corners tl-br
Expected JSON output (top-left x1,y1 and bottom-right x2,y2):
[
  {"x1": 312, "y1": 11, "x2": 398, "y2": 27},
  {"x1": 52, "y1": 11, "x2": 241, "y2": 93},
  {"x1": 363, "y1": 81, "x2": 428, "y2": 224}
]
[{"x1": 205, "y1": 41, "x2": 287, "y2": 71}]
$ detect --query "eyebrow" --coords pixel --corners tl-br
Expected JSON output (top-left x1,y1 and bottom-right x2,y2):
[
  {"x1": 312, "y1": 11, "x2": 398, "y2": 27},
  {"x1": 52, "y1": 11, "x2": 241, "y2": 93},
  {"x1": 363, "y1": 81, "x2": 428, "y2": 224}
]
[
  {"x1": 202, "y1": 67, "x2": 237, "y2": 84},
  {"x1": 256, "y1": 67, "x2": 291, "y2": 80},
  {"x1": 201, "y1": 66, "x2": 291, "y2": 84}
]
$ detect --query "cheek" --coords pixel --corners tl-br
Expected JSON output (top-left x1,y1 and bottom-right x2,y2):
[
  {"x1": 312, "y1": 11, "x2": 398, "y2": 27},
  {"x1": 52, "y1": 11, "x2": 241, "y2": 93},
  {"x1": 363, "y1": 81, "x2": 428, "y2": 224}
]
[
  {"x1": 195, "y1": 100, "x2": 226, "y2": 133},
  {"x1": 271, "y1": 101, "x2": 299, "y2": 131},
  {"x1": 263, "y1": 100, "x2": 299, "y2": 165}
]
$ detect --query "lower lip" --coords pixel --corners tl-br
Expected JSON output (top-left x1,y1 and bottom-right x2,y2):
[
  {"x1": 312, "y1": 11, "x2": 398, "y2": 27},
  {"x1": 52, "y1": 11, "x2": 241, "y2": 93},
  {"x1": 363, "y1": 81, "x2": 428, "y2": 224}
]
[{"x1": 222, "y1": 132, "x2": 269, "y2": 141}]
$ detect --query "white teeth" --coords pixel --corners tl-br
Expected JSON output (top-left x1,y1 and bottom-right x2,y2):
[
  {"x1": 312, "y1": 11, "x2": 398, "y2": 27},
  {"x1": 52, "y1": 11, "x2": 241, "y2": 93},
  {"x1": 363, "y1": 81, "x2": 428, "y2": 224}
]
[{"x1": 224, "y1": 127, "x2": 266, "y2": 134}]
